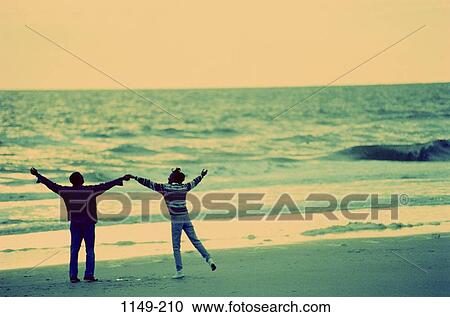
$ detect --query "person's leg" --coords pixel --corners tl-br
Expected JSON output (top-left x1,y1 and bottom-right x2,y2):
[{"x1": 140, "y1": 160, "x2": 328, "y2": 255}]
[
  {"x1": 83, "y1": 223, "x2": 96, "y2": 278},
  {"x1": 171, "y1": 217, "x2": 183, "y2": 272},
  {"x1": 183, "y1": 217, "x2": 210, "y2": 261},
  {"x1": 69, "y1": 223, "x2": 83, "y2": 279}
]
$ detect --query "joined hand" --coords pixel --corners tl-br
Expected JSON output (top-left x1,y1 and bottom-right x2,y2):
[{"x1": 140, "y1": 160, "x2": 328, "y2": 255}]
[{"x1": 123, "y1": 174, "x2": 135, "y2": 181}]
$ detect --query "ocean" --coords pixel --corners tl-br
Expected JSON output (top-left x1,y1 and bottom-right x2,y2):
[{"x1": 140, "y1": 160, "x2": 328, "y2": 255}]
[{"x1": 0, "y1": 83, "x2": 449, "y2": 236}]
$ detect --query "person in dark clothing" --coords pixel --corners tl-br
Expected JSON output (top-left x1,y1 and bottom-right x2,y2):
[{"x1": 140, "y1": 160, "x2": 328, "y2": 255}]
[
  {"x1": 126, "y1": 168, "x2": 216, "y2": 279},
  {"x1": 30, "y1": 167, "x2": 131, "y2": 283}
]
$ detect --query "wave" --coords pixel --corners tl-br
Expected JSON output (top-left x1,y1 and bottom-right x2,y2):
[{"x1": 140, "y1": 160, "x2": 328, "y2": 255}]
[
  {"x1": 302, "y1": 221, "x2": 442, "y2": 236},
  {"x1": 0, "y1": 193, "x2": 55, "y2": 202},
  {"x1": 108, "y1": 144, "x2": 158, "y2": 155},
  {"x1": 2, "y1": 135, "x2": 65, "y2": 147},
  {"x1": 275, "y1": 134, "x2": 317, "y2": 143},
  {"x1": 0, "y1": 219, "x2": 27, "y2": 225},
  {"x1": 0, "y1": 214, "x2": 171, "y2": 236},
  {"x1": 83, "y1": 130, "x2": 138, "y2": 139},
  {"x1": 266, "y1": 157, "x2": 299, "y2": 163},
  {"x1": 330, "y1": 139, "x2": 450, "y2": 161},
  {"x1": 82, "y1": 132, "x2": 111, "y2": 138},
  {"x1": 274, "y1": 133, "x2": 339, "y2": 144},
  {"x1": 150, "y1": 127, "x2": 240, "y2": 138}
]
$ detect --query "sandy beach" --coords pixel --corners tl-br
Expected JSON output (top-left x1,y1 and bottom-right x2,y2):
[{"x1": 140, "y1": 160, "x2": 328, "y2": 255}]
[
  {"x1": 1, "y1": 233, "x2": 449, "y2": 296},
  {"x1": 0, "y1": 202, "x2": 449, "y2": 296}
]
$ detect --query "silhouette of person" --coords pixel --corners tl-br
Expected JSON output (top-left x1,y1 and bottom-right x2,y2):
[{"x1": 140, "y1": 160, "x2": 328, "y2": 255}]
[
  {"x1": 127, "y1": 168, "x2": 216, "y2": 279},
  {"x1": 30, "y1": 167, "x2": 131, "y2": 283}
]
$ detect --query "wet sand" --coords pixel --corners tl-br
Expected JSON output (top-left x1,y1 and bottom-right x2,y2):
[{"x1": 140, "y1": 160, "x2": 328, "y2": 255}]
[
  {"x1": 1, "y1": 233, "x2": 449, "y2": 296},
  {"x1": 1, "y1": 204, "x2": 449, "y2": 270}
]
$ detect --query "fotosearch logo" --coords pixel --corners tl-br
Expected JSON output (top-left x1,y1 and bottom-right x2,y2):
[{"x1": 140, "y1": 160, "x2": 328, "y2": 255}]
[{"x1": 58, "y1": 192, "x2": 408, "y2": 223}]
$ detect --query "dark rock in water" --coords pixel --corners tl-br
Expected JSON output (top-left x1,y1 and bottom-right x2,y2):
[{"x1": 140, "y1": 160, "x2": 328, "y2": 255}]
[{"x1": 330, "y1": 139, "x2": 450, "y2": 161}]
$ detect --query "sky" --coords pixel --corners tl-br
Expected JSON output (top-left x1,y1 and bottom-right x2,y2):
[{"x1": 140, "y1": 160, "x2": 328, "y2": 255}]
[{"x1": 1, "y1": 0, "x2": 449, "y2": 90}]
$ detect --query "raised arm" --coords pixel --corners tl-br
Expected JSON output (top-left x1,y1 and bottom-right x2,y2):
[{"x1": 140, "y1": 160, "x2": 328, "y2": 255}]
[
  {"x1": 130, "y1": 175, "x2": 164, "y2": 193},
  {"x1": 85, "y1": 175, "x2": 129, "y2": 195},
  {"x1": 30, "y1": 167, "x2": 63, "y2": 194},
  {"x1": 186, "y1": 169, "x2": 208, "y2": 191}
]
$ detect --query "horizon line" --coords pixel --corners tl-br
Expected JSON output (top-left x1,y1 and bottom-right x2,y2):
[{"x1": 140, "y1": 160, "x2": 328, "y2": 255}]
[{"x1": 0, "y1": 80, "x2": 449, "y2": 92}]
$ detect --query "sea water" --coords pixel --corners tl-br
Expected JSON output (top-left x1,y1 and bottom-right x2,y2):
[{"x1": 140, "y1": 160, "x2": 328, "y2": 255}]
[{"x1": 0, "y1": 83, "x2": 449, "y2": 235}]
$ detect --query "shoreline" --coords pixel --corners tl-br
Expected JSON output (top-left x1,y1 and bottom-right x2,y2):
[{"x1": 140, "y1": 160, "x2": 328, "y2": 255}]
[{"x1": 1, "y1": 204, "x2": 449, "y2": 271}]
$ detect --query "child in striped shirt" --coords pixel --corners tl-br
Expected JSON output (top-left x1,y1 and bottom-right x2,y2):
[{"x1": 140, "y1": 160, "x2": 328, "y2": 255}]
[{"x1": 128, "y1": 168, "x2": 216, "y2": 279}]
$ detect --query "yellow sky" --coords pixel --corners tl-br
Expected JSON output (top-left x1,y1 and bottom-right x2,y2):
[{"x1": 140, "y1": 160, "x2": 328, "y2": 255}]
[{"x1": 1, "y1": 0, "x2": 449, "y2": 90}]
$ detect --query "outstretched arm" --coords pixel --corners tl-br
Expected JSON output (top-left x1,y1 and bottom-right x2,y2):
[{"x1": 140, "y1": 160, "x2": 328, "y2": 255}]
[
  {"x1": 30, "y1": 167, "x2": 63, "y2": 194},
  {"x1": 186, "y1": 169, "x2": 208, "y2": 191},
  {"x1": 128, "y1": 174, "x2": 164, "y2": 193},
  {"x1": 85, "y1": 175, "x2": 130, "y2": 194}
]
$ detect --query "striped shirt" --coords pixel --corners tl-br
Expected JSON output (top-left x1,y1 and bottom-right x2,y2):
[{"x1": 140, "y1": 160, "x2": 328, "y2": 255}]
[{"x1": 136, "y1": 175, "x2": 203, "y2": 215}]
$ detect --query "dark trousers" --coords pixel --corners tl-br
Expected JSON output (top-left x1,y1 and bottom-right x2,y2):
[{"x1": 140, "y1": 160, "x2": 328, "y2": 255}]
[{"x1": 69, "y1": 222, "x2": 95, "y2": 278}]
